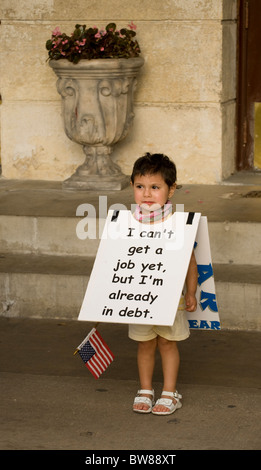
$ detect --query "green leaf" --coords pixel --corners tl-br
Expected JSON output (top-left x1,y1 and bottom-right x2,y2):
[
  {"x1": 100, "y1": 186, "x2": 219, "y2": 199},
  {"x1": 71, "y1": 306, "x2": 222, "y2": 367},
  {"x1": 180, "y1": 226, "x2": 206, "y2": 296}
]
[
  {"x1": 46, "y1": 39, "x2": 53, "y2": 50},
  {"x1": 106, "y1": 23, "x2": 116, "y2": 32}
]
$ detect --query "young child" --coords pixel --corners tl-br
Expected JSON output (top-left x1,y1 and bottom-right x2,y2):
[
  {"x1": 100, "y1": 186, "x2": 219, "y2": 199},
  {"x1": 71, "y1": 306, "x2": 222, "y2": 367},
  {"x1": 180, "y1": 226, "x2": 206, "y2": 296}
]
[{"x1": 129, "y1": 152, "x2": 198, "y2": 415}]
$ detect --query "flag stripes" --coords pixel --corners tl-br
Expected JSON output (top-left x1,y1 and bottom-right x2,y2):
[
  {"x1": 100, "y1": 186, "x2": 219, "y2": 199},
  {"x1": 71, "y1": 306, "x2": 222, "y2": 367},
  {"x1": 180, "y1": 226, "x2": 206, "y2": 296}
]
[{"x1": 77, "y1": 328, "x2": 114, "y2": 379}]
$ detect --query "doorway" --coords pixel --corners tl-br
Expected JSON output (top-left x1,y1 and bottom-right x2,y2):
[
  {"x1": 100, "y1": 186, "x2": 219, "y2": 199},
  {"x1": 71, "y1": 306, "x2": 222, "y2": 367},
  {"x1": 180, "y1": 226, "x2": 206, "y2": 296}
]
[{"x1": 237, "y1": 0, "x2": 261, "y2": 171}]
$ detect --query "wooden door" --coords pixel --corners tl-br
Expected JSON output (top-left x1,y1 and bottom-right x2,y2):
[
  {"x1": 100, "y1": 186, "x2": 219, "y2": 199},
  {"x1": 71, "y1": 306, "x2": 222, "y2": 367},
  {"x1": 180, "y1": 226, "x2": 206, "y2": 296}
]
[{"x1": 237, "y1": 0, "x2": 261, "y2": 170}]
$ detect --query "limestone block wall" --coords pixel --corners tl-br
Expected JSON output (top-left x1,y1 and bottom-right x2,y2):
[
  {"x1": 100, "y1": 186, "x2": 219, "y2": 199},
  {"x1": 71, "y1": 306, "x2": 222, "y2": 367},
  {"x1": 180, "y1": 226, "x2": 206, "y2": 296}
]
[{"x1": 0, "y1": 0, "x2": 237, "y2": 184}]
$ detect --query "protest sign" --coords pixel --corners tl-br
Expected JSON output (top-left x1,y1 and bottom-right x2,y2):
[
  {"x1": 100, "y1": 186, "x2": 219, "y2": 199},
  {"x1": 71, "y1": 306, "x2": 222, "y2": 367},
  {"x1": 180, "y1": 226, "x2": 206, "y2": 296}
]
[
  {"x1": 187, "y1": 216, "x2": 220, "y2": 330},
  {"x1": 78, "y1": 210, "x2": 212, "y2": 326}
]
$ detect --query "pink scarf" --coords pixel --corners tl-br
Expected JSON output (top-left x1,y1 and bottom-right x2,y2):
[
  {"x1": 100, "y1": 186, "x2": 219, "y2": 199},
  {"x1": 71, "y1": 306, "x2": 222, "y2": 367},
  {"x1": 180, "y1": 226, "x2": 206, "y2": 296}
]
[{"x1": 134, "y1": 200, "x2": 172, "y2": 223}]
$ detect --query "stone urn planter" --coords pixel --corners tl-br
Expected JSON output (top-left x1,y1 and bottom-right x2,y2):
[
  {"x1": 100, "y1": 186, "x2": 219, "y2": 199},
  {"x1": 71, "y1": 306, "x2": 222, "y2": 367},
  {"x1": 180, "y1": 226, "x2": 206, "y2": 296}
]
[{"x1": 49, "y1": 57, "x2": 144, "y2": 190}]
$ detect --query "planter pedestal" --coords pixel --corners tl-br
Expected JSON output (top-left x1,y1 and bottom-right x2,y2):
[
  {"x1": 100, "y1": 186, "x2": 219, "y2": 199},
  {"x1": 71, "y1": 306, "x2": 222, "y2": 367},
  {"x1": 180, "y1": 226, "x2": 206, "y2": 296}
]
[
  {"x1": 63, "y1": 144, "x2": 130, "y2": 190},
  {"x1": 64, "y1": 174, "x2": 130, "y2": 191},
  {"x1": 49, "y1": 57, "x2": 144, "y2": 190}
]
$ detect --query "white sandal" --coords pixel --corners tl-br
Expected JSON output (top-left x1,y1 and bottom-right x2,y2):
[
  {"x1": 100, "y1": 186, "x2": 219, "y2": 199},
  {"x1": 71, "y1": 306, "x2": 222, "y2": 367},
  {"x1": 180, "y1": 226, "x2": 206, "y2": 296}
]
[
  {"x1": 152, "y1": 390, "x2": 182, "y2": 416},
  {"x1": 133, "y1": 389, "x2": 155, "y2": 414}
]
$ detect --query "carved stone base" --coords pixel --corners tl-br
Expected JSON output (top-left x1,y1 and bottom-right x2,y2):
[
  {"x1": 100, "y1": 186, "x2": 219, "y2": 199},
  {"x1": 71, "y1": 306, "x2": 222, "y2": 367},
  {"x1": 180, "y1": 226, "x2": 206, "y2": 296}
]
[
  {"x1": 49, "y1": 58, "x2": 144, "y2": 191},
  {"x1": 63, "y1": 173, "x2": 130, "y2": 190}
]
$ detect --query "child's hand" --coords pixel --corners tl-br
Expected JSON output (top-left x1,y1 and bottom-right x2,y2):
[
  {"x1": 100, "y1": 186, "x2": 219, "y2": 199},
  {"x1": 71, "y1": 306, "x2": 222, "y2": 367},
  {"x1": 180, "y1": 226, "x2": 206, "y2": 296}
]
[{"x1": 185, "y1": 292, "x2": 197, "y2": 312}]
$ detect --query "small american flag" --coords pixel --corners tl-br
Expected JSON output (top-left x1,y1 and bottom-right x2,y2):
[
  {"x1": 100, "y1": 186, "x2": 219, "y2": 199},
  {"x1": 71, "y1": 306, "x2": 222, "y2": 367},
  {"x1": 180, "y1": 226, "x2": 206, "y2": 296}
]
[{"x1": 76, "y1": 328, "x2": 114, "y2": 379}]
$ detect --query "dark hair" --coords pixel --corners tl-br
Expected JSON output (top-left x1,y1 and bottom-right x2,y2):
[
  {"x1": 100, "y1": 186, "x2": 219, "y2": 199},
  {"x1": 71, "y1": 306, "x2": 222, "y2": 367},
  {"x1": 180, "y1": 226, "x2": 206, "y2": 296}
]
[{"x1": 130, "y1": 153, "x2": 177, "y2": 187}]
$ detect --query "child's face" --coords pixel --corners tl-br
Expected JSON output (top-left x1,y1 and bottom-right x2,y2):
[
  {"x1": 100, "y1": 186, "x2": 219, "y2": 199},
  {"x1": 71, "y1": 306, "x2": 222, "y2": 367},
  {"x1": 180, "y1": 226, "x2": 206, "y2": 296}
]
[{"x1": 132, "y1": 172, "x2": 176, "y2": 211}]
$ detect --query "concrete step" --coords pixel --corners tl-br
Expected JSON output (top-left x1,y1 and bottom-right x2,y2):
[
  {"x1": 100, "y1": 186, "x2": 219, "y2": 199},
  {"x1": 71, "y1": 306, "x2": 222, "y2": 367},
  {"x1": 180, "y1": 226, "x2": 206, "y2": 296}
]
[
  {"x1": 0, "y1": 254, "x2": 93, "y2": 320},
  {"x1": 0, "y1": 178, "x2": 261, "y2": 265},
  {"x1": 1, "y1": 214, "x2": 260, "y2": 265},
  {"x1": 213, "y1": 264, "x2": 261, "y2": 330},
  {"x1": 0, "y1": 179, "x2": 260, "y2": 330},
  {"x1": 0, "y1": 253, "x2": 260, "y2": 331}
]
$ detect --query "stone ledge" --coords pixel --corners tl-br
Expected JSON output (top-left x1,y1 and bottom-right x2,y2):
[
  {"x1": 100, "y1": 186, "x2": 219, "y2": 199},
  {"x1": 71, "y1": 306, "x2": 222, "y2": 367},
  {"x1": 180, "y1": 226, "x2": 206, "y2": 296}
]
[
  {"x1": 0, "y1": 253, "x2": 94, "y2": 276},
  {"x1": 0, "y1": 252, "x2": 260, "y2": 285},
  {"x1": 0, "y1": 177, "x2": 261, "y2": 222}
]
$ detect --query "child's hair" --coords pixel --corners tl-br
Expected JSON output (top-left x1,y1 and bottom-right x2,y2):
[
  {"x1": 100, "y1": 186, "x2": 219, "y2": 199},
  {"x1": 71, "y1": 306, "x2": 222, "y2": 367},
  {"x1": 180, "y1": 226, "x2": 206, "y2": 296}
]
[{"x1": 130, "y1": 153, "x2": 177, "y2": 187}]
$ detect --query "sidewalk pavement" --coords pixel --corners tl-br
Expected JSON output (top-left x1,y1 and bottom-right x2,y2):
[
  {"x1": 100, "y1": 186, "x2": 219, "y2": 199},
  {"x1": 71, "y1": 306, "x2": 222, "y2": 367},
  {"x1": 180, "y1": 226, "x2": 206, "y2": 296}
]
[{"x1": 0, "y1": 317, "x2": 260, "y2": 452}]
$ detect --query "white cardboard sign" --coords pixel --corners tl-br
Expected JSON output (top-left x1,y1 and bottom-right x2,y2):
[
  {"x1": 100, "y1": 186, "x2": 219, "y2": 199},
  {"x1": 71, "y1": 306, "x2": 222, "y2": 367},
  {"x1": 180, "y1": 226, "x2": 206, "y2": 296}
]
[
  {"x1": 78, "y1": 210, "x2": 218, "y2": 327},
  {"x1": 188, "y1": 216, "x2": 220, "y2": 330}
]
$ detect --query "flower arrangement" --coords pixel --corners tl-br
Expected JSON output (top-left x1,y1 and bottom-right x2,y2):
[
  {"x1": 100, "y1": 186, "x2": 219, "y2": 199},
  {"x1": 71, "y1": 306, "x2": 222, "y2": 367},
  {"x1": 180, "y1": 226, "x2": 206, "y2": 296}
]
[{"x1": 46, "y1": 22, "x2": 141, "y2": 63}]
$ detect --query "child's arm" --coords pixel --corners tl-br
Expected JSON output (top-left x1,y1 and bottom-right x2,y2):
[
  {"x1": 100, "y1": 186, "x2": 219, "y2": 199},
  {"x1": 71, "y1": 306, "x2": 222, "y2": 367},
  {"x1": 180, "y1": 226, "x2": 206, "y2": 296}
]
[{"x1": 185, "y1": 251, "x2": 198, "y2": 312}]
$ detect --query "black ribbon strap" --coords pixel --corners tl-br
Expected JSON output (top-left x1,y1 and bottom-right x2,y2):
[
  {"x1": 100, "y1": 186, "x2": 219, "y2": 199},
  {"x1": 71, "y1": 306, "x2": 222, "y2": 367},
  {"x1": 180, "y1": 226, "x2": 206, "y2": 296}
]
[
  {"x1": 111, "y1": 210, "x2": 119, "y2": 222},
  {"x1": 186, "y1": 212, "x2": 195, "y2": 225}
]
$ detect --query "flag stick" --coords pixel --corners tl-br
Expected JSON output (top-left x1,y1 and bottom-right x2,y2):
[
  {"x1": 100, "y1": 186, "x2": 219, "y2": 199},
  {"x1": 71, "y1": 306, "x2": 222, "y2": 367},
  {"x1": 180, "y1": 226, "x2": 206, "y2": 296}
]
[{"x1": 73, "y1": 322, "x2": 100, "y2": 355}]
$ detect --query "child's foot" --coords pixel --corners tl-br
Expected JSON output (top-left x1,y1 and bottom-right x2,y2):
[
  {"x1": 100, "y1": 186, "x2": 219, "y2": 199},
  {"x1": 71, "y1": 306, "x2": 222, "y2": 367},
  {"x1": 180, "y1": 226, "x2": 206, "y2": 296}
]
[
  {"x1": 152, "y1": 391, "x2": 182, "y2": 415},
  {"x1": 133, "y1": 389, "x2": 155, "y2": 413}
]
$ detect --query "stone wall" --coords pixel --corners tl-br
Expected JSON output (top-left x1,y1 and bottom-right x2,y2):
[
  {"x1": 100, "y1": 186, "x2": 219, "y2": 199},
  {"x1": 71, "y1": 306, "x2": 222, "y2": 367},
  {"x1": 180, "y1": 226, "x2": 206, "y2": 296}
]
[{"x1": 0, "y1": 0, "x2": 237, "y2": 184}]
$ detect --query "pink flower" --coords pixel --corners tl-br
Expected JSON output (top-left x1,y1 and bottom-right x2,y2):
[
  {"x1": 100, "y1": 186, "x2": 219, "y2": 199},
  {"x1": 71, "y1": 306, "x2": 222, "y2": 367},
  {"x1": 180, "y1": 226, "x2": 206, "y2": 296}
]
[
  {"x1": 53, "y1": 37, "x2": 62, "y2": 46},
  {"x1": 100, "y1": 47, "x2": 104, "y2": 51},
  {"x1": 128, "y1": 21, "x2": 137, "y2": 31},
  {"x1": 52, "y1": 26, "x2": 61, "y2": 36},
  {"x1": 76, "y1": 39, "x2": 86, "y2": 46}
]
